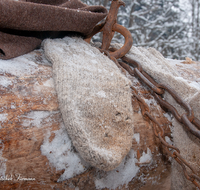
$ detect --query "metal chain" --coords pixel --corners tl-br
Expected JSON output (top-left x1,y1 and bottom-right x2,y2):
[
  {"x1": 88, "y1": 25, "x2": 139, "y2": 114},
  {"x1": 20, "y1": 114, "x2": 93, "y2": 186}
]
[
  {"x1": 85, "y1": 0, "x2": 200, "y2": 188},
  {"x1": 119, "y1": 54, "x2": 200, "y2": 138},
  {"x1": 110, "y1": 51, "x2": 200, "y2": 188}
]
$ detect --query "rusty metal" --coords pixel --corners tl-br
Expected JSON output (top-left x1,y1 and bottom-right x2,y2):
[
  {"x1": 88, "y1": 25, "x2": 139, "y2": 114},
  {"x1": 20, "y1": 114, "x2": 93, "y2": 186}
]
[
  {"x1": 144, "y1": 112, "x2": 164, "y2": 137},
  {"x1": 153, "y1": 92, "x2": 200, "y2": 139},
  {"x1": 181, "y1": 114, "x2": 200, "y2": 139},
  {"x1": 122, "y1": 57, "x2": 200, "y2": 187},
  {"x1": 131, "y1": 79, "x2": 200, "y2": 188},
  {"x1": 110, "y1": 24, "x2": 133, "y2": 59},
  {"x1": 84, "y1": 22, "x2": 105, "y2": 44},
  {"x1": 136, "y1": 93, "x2": 200, "y2": 188},
  {"x1": 117, "y1": 52, "x2": 200, "y2": 139},
  {"x1": 120, "y1": 53, "x2": 143, "y2": 72},
  {"x1": 85, "y1": 0, "x2": 133, "y2": 59},
  {"x1": 117, "y1": 56, "x2": 165, "y2": 94},
  {"x1": 100, "y1": 49, "x2": 127, "y2": 74},
  {"x1": 86, "y1": 0, "x2": 200, "y2": 188},
  {"x1": 118, "y1": 61, "x2": 134, "y2": 76},
  {"x1": 158, "y1": 83, "x2": 194, "y2": 121},
  {"x1": 132, "y1": 90, "x2": 150, "y2": 117},
  {"x1": 191, "y1": 174, "x2": 200, "y2": 182},
  {"x1": 134, "y1": 68, "x2": 165, "y2": 94},
  {"x1": 193, "y1": 117, "x2": 200, "y2": 130},
  {"x1": 101, "y1": 0, "x2": 125, "y2": 50},
  {"x1": 108, "y1": 51, "x2": 200, "y2": 188},
  {"x1": 153, "y1": 93, "x2": 182, "y2": 122}
]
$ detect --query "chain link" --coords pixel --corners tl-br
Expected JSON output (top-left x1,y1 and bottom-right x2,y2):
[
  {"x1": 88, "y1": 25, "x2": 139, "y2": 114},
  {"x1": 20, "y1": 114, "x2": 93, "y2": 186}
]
[
  {"x1": 85, "y1": 0, "x2": 200, "y2": 187},
  {"x1": 112, "y1": 52, "x2": 200, "y2": 188}
]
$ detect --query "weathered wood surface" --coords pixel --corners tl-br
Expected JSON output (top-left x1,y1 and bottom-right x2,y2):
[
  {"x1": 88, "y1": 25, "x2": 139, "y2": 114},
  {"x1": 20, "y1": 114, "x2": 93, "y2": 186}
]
[{"x1": 1, "y1": 40, "x2": 198, "y2": 189}]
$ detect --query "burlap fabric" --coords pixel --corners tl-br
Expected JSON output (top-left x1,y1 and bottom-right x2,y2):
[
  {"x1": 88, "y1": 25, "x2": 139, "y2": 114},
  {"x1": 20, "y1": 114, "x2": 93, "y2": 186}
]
[{"x1": 0, "y1": 0, "x2": 107, "y2": 59}]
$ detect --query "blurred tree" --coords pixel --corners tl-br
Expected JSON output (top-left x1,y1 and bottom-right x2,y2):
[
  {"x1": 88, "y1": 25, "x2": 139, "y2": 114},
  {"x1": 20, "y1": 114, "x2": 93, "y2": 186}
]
[{"x1": 190, "y1": 0, "x2": 200, "y2": 60}]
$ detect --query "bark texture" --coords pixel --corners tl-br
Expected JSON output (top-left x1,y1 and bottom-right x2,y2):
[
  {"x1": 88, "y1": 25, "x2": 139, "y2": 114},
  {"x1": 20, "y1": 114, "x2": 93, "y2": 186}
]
[{"x1": 0, "y1": 40, "x2": 173, "y2": 189}]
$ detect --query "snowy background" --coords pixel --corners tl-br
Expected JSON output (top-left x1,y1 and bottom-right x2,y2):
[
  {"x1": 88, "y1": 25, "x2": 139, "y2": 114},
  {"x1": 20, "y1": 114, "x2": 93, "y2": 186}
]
[{"x1": 82, "y1": 0, "x2": 200, "y2": 61}]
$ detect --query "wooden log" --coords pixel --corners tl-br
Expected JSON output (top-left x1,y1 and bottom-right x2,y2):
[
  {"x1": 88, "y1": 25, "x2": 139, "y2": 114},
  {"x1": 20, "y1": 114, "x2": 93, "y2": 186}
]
[{"x1": 0, "y1": 42, "x2": 174, "y2": 189}]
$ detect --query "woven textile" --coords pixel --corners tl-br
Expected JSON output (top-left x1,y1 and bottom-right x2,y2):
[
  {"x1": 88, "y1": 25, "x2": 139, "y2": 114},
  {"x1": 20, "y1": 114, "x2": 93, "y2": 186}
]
[{"x1": 0, "y1": 0, "x2": 107, "y2": 59}]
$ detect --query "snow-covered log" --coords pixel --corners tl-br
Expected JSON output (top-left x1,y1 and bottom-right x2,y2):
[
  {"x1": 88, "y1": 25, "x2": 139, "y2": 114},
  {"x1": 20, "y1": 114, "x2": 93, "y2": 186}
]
[{"x1": 0, "y1": 37, "x2": 199, "y2": 189}]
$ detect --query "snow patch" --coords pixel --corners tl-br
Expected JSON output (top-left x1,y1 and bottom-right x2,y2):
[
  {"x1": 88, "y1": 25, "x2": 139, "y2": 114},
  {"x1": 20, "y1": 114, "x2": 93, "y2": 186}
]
[
  {"x1": 41, "y1": 123, "x2": 88, "y2": 181},
  {"x1": 188, "y1": 81, "x2": 200, "y2": 90},
  {"x1": 144, "y1": 97, "x2": 158, "y2": 107},
  {"x1": 0, "y1": 56, "x2": 39, "y2": 77},
  {"x1": 0, "y1": 113, "x2": 8, "y2": 128},
  {"x1": 0, "y1": 113, "x2": 8, "y2": 122},
  {"x1": 10, "y1": 103, "x2": 16, "y2": 109},
  {"x1": 139, "y1": 148, "x2": 152, "y2": 164},
  {"x1": 165, "y1": 136, "x2": 173, "y2": 146},
  {"x1": 91, "y1": 60, "x2": 98, "y2": 64},
  {"x1": 163, "y1": 112, "x2": 173, "y2": 122},
  {"x1": 43, "y1": 78, "x2": 54, "y2": 87},
  {"x1": 0, "y1": 77, "x2": 12, "y2": 88},
  {"x1": 22, "y1": 111, "x2": 52, "y2": 128},
  {"x1": 95, "y1": 149, "x2": 139, "y2": 190},
  {"x1": 133, "y1": 133, "x2": 140, "y2": 144}
]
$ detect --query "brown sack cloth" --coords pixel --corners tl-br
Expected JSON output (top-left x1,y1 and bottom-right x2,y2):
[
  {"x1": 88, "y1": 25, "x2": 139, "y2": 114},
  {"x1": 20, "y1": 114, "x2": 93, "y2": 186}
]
[{"x1": 0, "y1": 0, "x2": 107, "y2": 59}]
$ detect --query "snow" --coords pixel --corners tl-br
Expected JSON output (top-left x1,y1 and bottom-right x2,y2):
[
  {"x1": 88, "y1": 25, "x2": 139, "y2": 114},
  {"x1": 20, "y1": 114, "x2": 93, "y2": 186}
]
[
  {"x1": 0, "y1": 51, "x2": 50, "y2": 77},
  {"x1": 41, "y1": 123, "x2": 88, "y2": 182},
  {"x1": 0, "y1": 113, "x2": 8, "y2": 129},
  {"x1": 95, "y1": 149, "x2": 139, "y2": 190},
  {"x1": 10, "y1": 103, "x2": 16, "y2": 109},
  {"x1": 139, "y1": 148, "x2": 152, "y2": 164},
  {"x1": 163, "y1": 113, "x2": 173, "y2": 122},
  {"x1": 133, "y1": 133, "x2": 140, "y2": 144},
  {"x1": 0, "y1": 76, "x2": 12, "y2": 88},
  {"x1": 180, "y1": 0, "x2": 191, "y2": 19},
  {"x1": 94, "y1": 148, "x2": 152, "y2": 190},
  {"x1": 91, "y1": 60, "x2": 98, "y2": 64},
  {"x1": 0, "y1": 56, "x2": 39, "y2": 77},
  {"x1": 165, "y1": 136, "x2": 173, "y2": 146},
  {"x1": 0, "y1": 113, "x2": 8, "y2": 122},
  {"x1": 21, "y1": 111, "x2": 55, "y2": 128},
  {"x1": 43, "y1": 78, "x2": 54, "y2": 87},
  {"x1": 144, "y1": 97, "x2": 158, "y2": 107},
  {"x1": 1, "y1": 34, "x2": 198, "y2": 188},
  {"x1": 188, "y1": 81, "x2": 200, "y2": 90}
]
